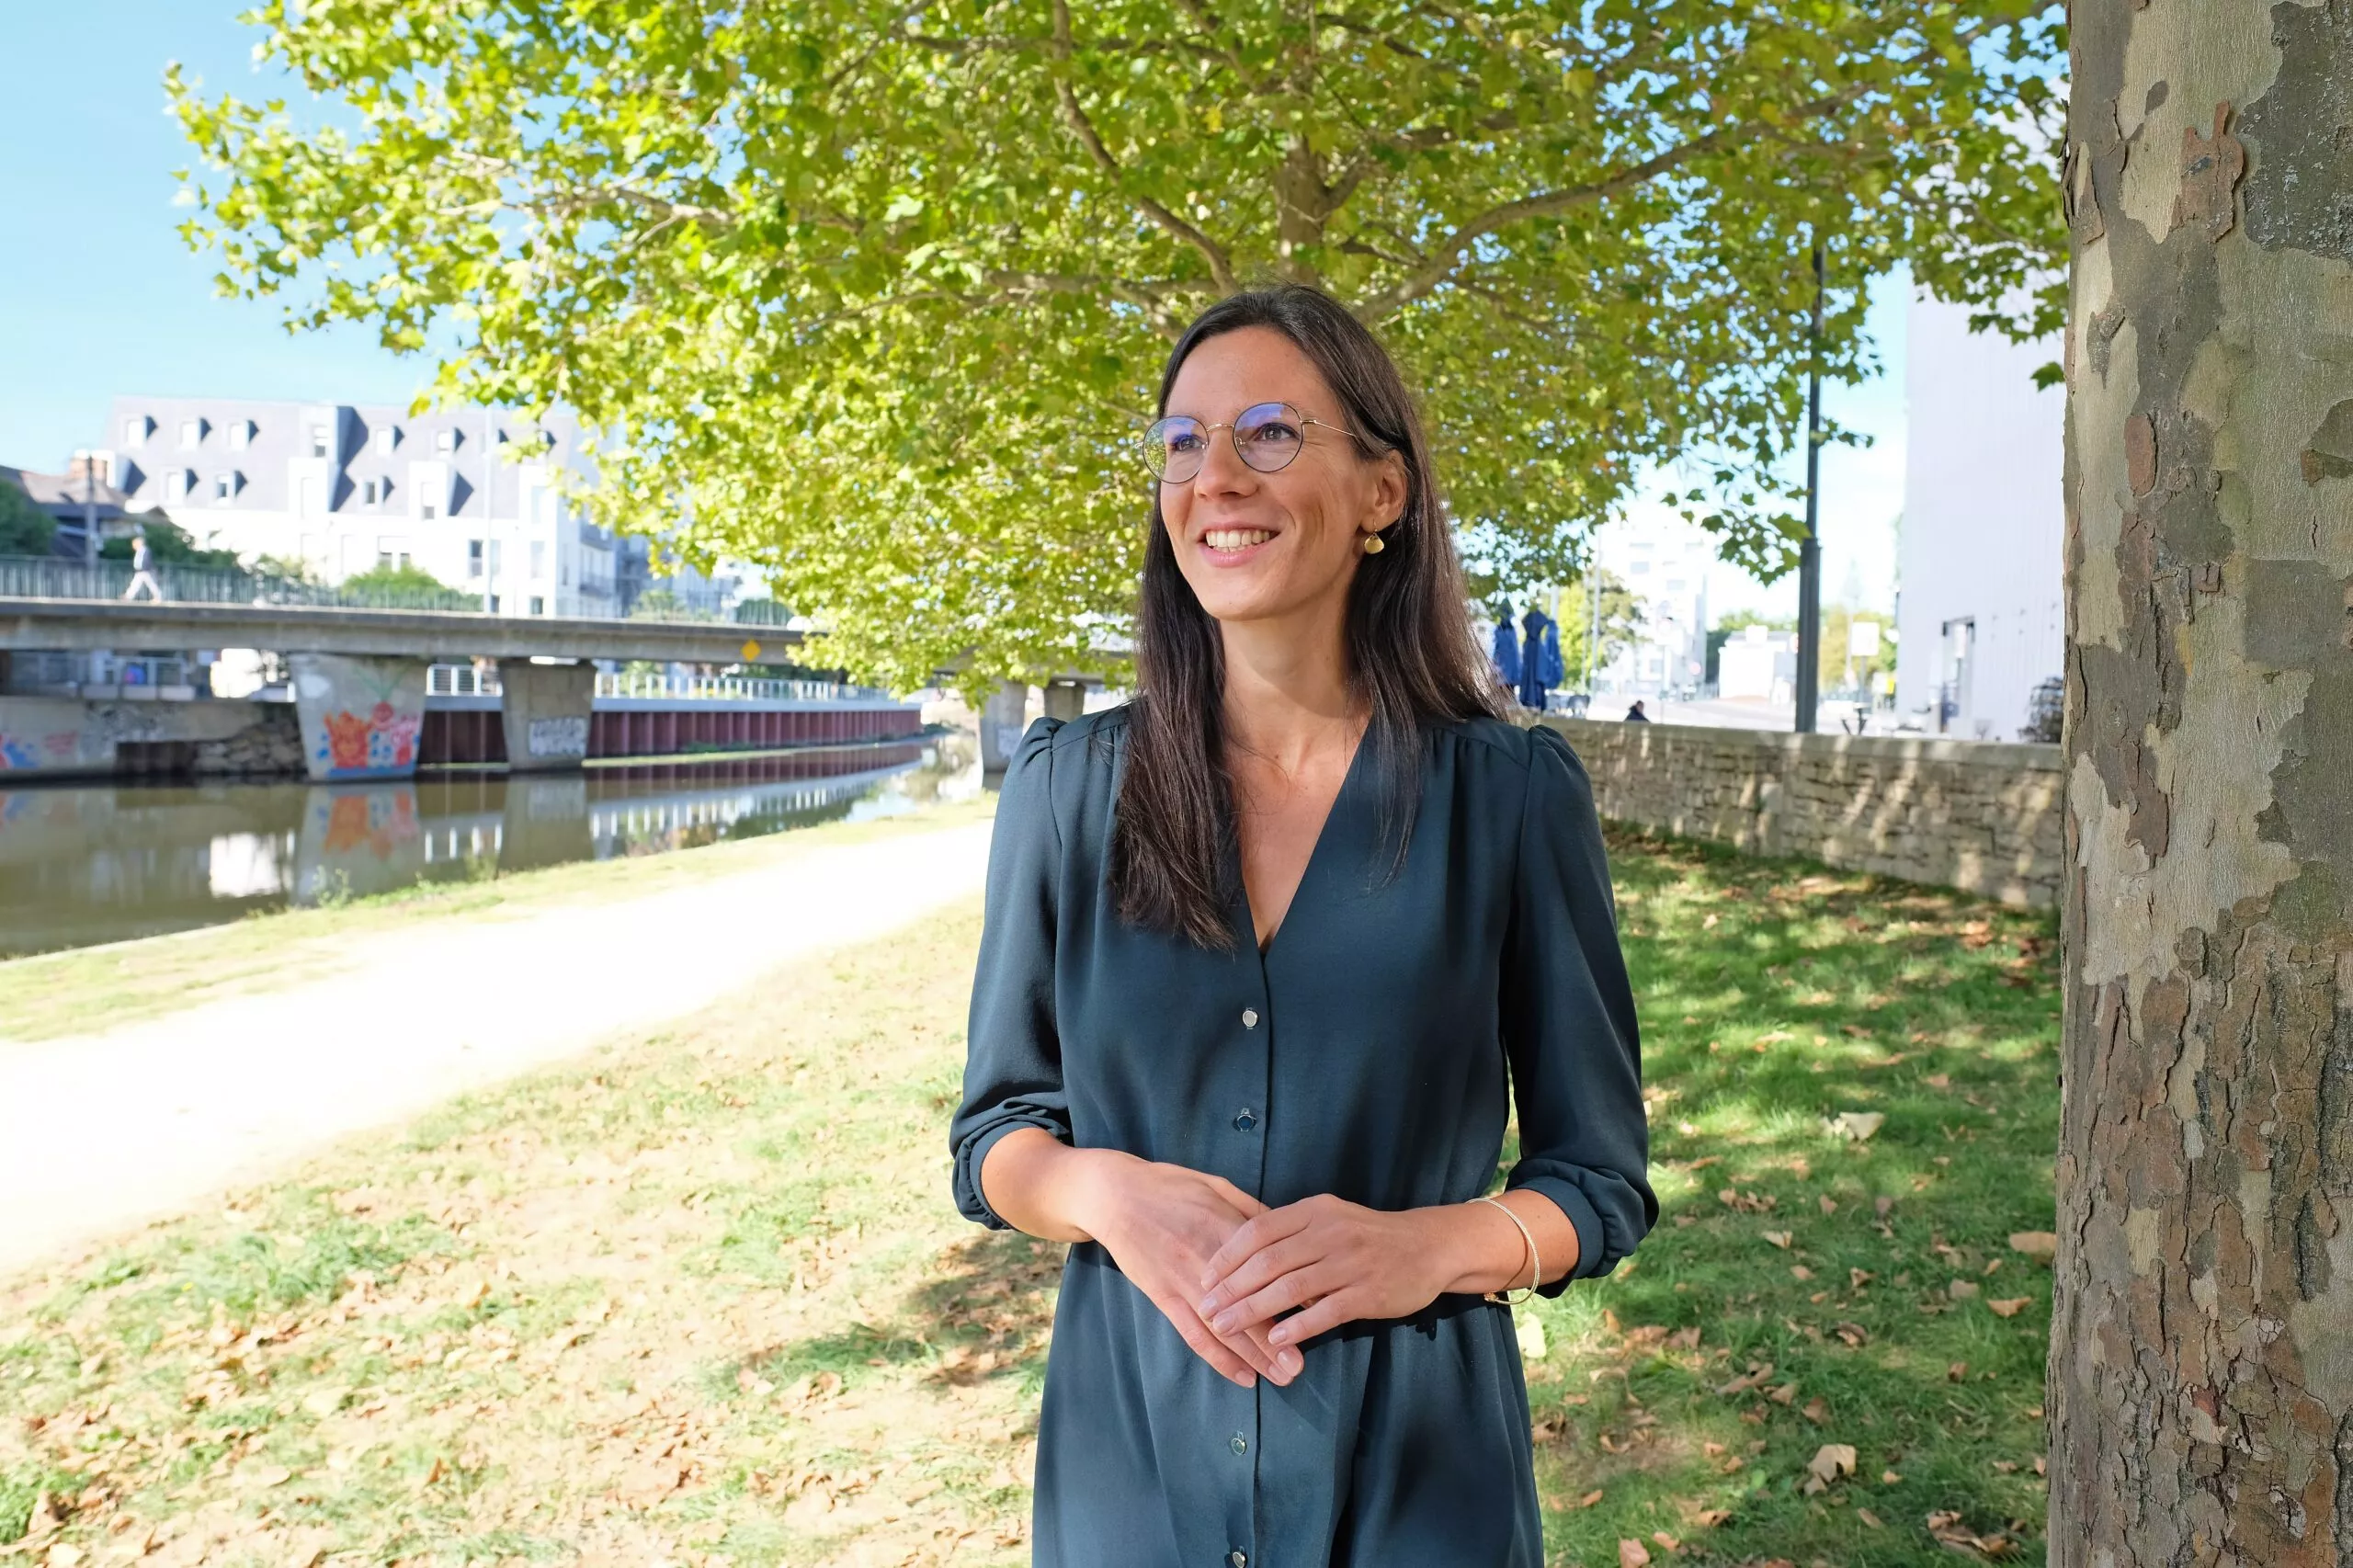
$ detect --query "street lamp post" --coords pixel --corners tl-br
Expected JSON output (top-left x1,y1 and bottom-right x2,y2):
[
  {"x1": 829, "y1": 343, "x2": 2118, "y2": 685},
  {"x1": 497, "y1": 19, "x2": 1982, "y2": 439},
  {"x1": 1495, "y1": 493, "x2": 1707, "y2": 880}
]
[{"x1": 1793, "y1": 242, "x2": 1825, "y2": 734}]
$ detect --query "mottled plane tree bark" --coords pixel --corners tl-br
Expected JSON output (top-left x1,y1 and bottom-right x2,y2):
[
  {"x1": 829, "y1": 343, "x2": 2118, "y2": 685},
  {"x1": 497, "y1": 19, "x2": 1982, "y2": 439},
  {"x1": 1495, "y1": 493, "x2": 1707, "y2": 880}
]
[{"x1": 2055, "y1": 0, "x2": 2353, "y2": 1560}]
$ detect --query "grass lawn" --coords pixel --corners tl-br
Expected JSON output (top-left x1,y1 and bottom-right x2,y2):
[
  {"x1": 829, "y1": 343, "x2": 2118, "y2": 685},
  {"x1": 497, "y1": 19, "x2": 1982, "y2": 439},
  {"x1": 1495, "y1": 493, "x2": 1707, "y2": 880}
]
[{"x1": 0, "y1": 824, "x2": 2058, "y2": 1567}]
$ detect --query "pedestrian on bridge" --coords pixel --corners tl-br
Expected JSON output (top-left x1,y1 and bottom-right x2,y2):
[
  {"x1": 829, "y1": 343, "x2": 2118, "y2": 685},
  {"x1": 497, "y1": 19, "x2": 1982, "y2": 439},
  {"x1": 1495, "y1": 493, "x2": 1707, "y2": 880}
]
[
  {"x1": 951, "y1": 284, "x2": 1654, "y2": 1568},
  {"x1": 121, "y1": 526, "x2": 165, "y2": 602}
]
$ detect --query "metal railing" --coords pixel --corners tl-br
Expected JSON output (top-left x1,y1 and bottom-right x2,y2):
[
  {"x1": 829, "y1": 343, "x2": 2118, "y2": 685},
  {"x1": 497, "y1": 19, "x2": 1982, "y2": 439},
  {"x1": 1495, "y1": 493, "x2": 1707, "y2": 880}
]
[
  {"x1": 424, "y1": 665, "x2": 895, "y2": 704},
  {"x1": 0, "y1": 554, "x2": 793, "y2": 628},
  {"x1": 595, "y1": 670, "x2": 893, "y2": 704}
]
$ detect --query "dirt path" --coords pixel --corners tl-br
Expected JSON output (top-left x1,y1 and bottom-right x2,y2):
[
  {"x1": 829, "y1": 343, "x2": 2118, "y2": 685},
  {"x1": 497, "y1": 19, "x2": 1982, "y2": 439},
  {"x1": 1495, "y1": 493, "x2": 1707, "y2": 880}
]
[{"x1": 0, "y1": 819, "x2": 995, "y2": 1277}]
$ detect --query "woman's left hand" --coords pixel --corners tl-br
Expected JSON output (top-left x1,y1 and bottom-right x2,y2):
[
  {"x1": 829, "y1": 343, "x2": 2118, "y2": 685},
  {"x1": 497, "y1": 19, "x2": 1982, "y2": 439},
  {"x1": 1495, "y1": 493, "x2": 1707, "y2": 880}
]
[{"x1": 1193, "y1": 1194, "x2": 1455, "y2": 1348}]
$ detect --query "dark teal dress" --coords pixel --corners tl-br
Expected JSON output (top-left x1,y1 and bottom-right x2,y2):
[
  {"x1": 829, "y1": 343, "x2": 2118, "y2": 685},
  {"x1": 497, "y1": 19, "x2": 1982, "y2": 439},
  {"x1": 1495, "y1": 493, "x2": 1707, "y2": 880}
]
[{"x1": 949, "y1": 708, "x2": 1654, "y2": 1567}]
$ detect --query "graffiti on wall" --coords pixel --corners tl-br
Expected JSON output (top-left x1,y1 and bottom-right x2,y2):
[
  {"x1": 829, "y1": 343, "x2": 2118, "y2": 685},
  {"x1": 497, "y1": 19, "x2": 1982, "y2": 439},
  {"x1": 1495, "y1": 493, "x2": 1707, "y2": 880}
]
[
  {"x1": 320, "y1": 703, "x2": 424, "y2": 773},
  {"x1": 527, "y1": 714, "x2": 590, "y2": 758},
  {"x1": 292, "y1": 654, "x2": 429, "y2": 781}
]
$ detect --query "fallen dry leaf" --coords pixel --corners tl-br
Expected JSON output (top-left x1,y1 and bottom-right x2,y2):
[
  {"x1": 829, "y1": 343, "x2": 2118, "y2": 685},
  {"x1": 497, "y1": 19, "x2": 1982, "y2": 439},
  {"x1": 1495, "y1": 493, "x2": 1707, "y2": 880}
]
[
  {"x1": 1949, "y1": 1362, "x2": 1969, "y2": 1381},
  {"x1": 1571, "y1": 1488, "x2": 1604, "y2": 1509},
  {"x1": 1691, "y1": 1508, "x2": 1732, "y2": 1528},
  {"x1": 1831, "y1": 1111, "x2": 1886, "y2": 1142},
  {"x1": 1619, "y1": 1539, "x2": 1652, "y2": 1567},
  {"x1": 1790, "y1": 1264, "x2": 1813, "y2": 1281},
  {"x1": 1857, "y1": 1506, "x2": 1884, "y2": 1528},
  {"x1": 1715, "y1": 1362, "x2": 1775, "y2": 1396},
  {"x1": 1819, "y1": 1195, "x2": 1837, "y2": 1215},
  {"x1": 1802, "y1": 1396, "x2": 1830, "y2": 1425},
  {"x1": 1762, "y1": 1230, "x2": 1793, "y2": 1249},
  {"x1": 1988, "y1": 1297, "x2": 2034, "y2": 1318},
  {"x1": 1949, "y1": 1278, "x2": 1982, "y2": 1301},
  {"x1": 2008, "y1": 1231, "x2": 2058, "y2": 1263},
  {"x1": 1651, "y1": 1530, "x2": 1681, "y2": 1551},
  {"x1": 1802, "y1": 1442, "x2": 1858, "y2": 1495}
]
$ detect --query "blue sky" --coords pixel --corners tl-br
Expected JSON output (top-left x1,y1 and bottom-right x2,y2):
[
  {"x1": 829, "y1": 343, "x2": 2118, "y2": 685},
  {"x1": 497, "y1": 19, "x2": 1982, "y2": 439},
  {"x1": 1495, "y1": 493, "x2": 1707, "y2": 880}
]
[
  {"x1": 0, "y1": 4, "x2": 1909, "y2": 616},
  {"x1": 0, "y1": 6, "x2": 431, "y2": 474}
]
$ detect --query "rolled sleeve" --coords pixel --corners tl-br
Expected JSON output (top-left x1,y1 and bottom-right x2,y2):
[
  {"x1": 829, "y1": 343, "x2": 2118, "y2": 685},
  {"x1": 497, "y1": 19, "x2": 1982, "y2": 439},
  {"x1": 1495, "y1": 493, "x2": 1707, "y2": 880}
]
[
  {"x1": 1498, "y1": 724, "x2": 1658, "y2": 1290},
  {"x1": 949, "y1": 716, "x2": 1072, "y2": 1230}
]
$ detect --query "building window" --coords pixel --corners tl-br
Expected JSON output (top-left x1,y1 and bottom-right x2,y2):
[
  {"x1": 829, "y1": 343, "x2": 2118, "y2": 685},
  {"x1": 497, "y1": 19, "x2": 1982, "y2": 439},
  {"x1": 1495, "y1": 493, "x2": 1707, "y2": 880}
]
[
  {"x1": 529, "y1": 595, "x2": 545, "y2": 616},
  {"x1": 310, "y1": 425, "x2": 332, "y2": 459},
  {"x1": 372, "y1": 426, "x2": 397, "y2": 456},
  {"x1": 487, "y1": 594, "x2": 501, "y2": 614},
  {"x1": 376, "y1": 536, "x2": 411, "y2": 571},
  {"x1": 227, "y1": 421, "x2": 252, "y2": 451},
  {"x1": 421, "y1": 498, "x2": 438, "y2": 520},
  {"x1": 123, "y1": 417, "x2": 150, "y2": 447},
  {"x1": 529, "y1": 540, "x2": 547, "y2": 580},
  {"x1": 435, "y1": 429, "x2": 458, "y2": 453},
  {"x1": 213, "y1": 472, "x2": 237, "y2": 502},
  {"x1": 467, "y1": 539, "x2": 484, "y2": 577},
  {"x1": 177, "y1": 420, "x2": 204, "y2": 449},
  {"x1": 164, "y1": 470, "x2": 192, "y2": 502}
]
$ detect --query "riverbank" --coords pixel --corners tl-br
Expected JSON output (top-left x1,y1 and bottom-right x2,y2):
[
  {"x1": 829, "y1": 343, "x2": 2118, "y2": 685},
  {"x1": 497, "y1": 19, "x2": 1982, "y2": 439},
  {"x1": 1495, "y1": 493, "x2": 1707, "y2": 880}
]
[{"x1": 1, "y1": 826, "x2": 2061, "y2": 1566}]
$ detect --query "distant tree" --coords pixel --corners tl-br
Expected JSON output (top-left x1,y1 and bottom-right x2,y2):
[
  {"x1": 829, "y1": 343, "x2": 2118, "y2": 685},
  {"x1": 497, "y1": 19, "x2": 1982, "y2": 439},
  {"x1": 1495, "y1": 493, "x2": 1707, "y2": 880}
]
[
  {"x1": 0, "y1": 480, "x2": 56, "y2": 557},
  {"x1": 97, "y1": 518, "x2": 239, "y2": 570},
  {"x1": 1554, "y1": 571, "x2": 1644, "y2": 690},
  {"x1": 248, "y1": 551, "x2": 324, "y2": 586},
  {"x1": 336, "y1": 561, "x2": 472, "y2": 608}
]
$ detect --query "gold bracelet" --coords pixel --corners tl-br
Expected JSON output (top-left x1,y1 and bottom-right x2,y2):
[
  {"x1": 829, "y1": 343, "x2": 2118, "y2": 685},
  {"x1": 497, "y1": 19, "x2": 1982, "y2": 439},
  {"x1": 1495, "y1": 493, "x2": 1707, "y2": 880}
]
[{"x1": 1474, "y1": 1194, "x2": 1540, "y2": 1305}]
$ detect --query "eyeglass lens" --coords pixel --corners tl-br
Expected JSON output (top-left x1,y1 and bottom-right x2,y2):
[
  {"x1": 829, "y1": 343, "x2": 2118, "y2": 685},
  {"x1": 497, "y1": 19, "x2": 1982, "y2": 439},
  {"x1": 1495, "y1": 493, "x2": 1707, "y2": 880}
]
[{"x1": 1143, "y1": 402, "x2": 1309, "y2": 483}]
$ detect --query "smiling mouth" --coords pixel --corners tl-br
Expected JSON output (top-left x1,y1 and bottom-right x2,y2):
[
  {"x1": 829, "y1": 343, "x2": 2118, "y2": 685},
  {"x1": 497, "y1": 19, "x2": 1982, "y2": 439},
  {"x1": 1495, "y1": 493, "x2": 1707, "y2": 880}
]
[{"x1": 1202, "y1": 528, "x2": 1274, "y2": 554}]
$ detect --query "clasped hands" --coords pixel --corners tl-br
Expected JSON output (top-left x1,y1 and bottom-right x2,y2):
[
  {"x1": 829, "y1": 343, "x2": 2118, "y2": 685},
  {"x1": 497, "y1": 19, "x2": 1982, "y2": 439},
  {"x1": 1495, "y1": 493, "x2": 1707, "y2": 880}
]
[{"x1": 1084, "y1": 1154, "x2": 1468, "y2": 1391}]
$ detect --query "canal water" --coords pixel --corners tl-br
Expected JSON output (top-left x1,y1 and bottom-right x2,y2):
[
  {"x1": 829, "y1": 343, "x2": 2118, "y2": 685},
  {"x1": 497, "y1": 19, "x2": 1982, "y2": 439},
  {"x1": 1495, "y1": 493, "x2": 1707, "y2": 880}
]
[{"x1": 1, "y1": 734, "x2": 980, "y2": 958}]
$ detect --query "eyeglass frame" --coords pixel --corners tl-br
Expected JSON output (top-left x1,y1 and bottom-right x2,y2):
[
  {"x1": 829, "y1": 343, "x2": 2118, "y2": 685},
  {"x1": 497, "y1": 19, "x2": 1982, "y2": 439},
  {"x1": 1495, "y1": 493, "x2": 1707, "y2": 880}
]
[{"x1": 1139, "y1": 400, "x2": 1389, "y2": 485}]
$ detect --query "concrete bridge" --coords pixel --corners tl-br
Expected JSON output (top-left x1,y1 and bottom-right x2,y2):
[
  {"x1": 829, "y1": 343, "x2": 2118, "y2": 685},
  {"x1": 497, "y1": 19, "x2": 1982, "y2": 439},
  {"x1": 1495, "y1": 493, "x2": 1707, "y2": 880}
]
[{"x1": 0, "y1": 588, "x2": 923, "y2": 784}]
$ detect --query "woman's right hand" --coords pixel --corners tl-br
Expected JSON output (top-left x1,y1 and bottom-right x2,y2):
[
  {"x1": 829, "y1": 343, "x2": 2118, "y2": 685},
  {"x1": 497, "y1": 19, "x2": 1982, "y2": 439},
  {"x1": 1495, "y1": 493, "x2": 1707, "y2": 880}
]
[
  {"x1": 1073, "y1": 1151, "x2": 1305, "y2": 1389},
  {"x1": 978, "y1": 1129, "x2": 1302, "y2": 1388}
]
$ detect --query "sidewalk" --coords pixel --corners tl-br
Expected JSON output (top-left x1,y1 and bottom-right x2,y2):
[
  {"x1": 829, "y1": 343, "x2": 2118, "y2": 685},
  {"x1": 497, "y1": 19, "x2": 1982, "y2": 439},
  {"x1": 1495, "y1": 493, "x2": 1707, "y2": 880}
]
[{"x1": 0, "y1": 819, "x2": 995, "y2": 1276}]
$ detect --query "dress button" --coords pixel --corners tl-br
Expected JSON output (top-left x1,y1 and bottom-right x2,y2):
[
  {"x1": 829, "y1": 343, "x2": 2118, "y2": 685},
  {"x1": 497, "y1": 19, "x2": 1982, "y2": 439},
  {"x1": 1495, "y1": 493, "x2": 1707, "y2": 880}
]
[
  {"x1": 1229, "y1": 1432, "x2": 1248, "y2": 1455},
  {"x1": 1233, "y1": 1108, "x2": 1256, "y2": 1131},
  {"x1": 1242, "y1": 1007, "x2": 1259, "y2": 1028},
  {"x1": 1229, "y1": 1553, "x2": 1248, "y2": 1567}
]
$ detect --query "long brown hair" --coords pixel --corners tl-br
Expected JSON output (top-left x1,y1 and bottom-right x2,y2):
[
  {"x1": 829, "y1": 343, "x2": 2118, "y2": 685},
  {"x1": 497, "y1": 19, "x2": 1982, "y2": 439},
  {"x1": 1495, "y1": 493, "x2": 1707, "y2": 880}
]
[{"x1": 1109, "y1": 285, "x2": 1510, "y2": 948}]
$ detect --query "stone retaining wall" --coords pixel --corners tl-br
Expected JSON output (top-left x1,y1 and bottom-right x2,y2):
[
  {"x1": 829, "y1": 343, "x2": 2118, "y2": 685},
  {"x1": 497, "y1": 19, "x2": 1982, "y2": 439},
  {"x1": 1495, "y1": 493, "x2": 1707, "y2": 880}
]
[{"x1": 1535, "y1": 716, "x2": 2064, "y2": 908}]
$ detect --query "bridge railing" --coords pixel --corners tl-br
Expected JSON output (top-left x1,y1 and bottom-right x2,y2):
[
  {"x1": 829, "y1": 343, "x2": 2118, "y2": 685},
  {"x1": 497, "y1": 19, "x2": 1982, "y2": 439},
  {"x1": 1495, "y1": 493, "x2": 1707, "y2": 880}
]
[
  {"x1": 426, "y1": 664, "x2": 895, "y2": 705},
  {"x1": 0, "y1": 553, "x2": 794, "y2": 628}
]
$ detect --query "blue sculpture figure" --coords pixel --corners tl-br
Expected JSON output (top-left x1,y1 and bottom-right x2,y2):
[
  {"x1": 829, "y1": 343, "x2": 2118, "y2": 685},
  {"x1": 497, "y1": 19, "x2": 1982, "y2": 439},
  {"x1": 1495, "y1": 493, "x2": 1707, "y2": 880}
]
[
  {"x1": 1517, "y1": 608, "x2": 1563, "y2": 710},
  {"x1": 1489, "y1": 613, "x2": 1521, "y2": 691}
]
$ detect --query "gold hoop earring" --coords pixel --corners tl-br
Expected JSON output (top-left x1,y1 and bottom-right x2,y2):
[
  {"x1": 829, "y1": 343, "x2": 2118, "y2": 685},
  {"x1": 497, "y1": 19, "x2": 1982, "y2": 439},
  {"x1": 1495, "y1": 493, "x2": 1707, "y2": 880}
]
[{"x1": 1361, "y1": 532, "x2": 1386, "y2": 555}]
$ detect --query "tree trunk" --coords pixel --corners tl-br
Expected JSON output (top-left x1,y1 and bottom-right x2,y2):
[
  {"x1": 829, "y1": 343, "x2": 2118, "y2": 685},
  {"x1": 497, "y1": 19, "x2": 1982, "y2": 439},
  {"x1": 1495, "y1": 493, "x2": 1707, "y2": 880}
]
[{"x1": 2055, "y1": 0, "x2": 2353, "y2": 1562}]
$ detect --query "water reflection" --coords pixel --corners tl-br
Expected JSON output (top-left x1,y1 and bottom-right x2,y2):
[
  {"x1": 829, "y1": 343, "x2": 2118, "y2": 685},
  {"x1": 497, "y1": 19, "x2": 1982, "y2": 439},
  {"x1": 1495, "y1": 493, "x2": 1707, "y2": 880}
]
[{"x1": 0, "y1": 734, "x2": 979, "y2": 958}]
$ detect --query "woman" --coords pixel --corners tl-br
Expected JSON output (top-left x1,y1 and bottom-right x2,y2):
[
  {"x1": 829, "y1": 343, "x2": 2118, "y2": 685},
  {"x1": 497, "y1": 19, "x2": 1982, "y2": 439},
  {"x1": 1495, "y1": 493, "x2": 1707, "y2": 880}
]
[{"x1": 949, "y1": 285, "x2": 1655, "y2": 1565}]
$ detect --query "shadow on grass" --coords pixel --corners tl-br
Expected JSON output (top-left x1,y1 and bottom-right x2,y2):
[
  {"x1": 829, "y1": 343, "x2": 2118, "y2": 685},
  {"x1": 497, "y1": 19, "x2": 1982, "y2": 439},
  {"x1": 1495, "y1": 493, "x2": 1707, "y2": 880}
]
[
  {"x1": 740, "y1": 1229, "x2": 1063, "y2": 1401},
  {"x1": 1521, "y1": 826, "x2": 2058, "y2": 1566}
]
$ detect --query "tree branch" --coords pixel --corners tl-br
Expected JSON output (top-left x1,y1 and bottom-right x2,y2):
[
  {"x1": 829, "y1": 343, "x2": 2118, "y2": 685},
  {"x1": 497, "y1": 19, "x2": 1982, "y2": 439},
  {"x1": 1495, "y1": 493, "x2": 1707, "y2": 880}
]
[
  {"x1": 1050, "y1": 0, "x2": 1241, "y2": 294},
  {"x1": 1351, "y1": 70, "x2": 1910, "y2": 322}
]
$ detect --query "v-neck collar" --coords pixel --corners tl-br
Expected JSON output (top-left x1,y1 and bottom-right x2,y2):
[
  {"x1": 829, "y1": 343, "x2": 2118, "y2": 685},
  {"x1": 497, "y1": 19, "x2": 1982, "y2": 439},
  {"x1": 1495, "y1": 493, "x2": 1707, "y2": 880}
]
[{"x1": 1228, "y1": 721, "x2": 1375, "y2": 960}]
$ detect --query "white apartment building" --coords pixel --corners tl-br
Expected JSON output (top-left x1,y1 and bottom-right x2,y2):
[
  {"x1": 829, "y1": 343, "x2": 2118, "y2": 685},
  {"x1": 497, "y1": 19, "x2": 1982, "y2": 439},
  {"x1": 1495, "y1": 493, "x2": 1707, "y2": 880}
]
[
  {"x1": 1590, "y1": 513, "x2": 1711, "y2": 696},
  {"x1": 93, "y1": 397, "x2": 640, "y2": 617},
  {"x1": 1894, "y1": 298, "x2": 2065, "y2": 740}
]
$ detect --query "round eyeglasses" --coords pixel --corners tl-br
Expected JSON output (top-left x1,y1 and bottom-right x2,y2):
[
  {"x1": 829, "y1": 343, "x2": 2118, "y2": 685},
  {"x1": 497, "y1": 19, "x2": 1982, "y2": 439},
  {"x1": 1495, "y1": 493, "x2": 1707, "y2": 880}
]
[{"x1": 1141, "y1": 401, "x2": 1372, "y2": 484}]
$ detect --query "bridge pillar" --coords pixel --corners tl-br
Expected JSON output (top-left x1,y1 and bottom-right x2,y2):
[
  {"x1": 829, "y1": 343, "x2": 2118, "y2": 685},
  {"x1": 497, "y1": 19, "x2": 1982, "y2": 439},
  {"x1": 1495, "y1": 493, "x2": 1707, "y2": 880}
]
[
  {"x1": 290, "y1": 653, "x2": 428, "y2": 781},
  {"x1": 1042, "y1": 679, "x2": 1087, "y2": 722},
  {"x1": 497, "y1": 659, "x2": 595, "y2": 772},
  {"x1": 979, "y1": 680, "x2": 1031, "y2": 775}
]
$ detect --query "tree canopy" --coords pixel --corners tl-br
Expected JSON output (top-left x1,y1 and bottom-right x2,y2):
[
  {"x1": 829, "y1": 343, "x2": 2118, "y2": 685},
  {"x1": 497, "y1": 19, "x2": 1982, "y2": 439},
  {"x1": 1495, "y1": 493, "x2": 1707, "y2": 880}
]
[
  {"x1": 0, "y1": 479, "x2": 56, "y2": 558},
  {"x1": 173, "y1": 0, "x2": 2063, "y2": 689}
]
